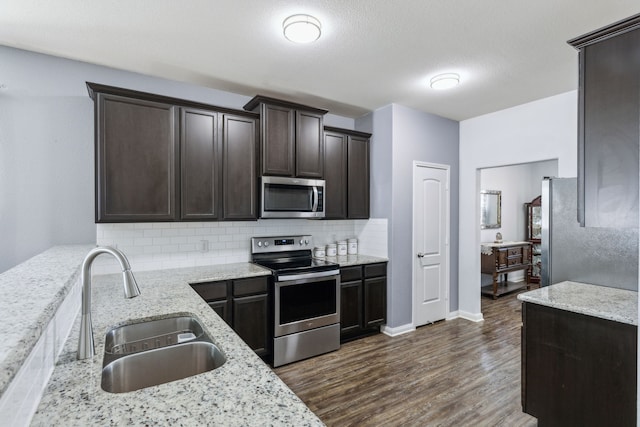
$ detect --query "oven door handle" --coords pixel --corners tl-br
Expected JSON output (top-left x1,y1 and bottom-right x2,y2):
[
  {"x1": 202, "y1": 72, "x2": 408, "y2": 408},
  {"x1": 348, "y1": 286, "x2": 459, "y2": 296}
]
[{"x1": 277, "y1": 269, "x2": 339, "y2": 282}]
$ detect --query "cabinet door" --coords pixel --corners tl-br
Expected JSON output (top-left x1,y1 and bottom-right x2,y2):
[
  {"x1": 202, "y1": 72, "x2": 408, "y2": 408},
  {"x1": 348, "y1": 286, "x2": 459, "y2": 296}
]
[
  {"x1": 96, "y1": 93, "x2": 178, "y2": 222},
  {"x1": 208, "y1": 300, "x2": 232, "y2": 326},
  {"x1": 181, "y1": 108, "x2": 219, "y2": 219},
  {"x1": 580, "y1": 28, "x2": 640, "y2": 228},
  {"x1": 340, "y1": 280, "x2": 363, "y2": 335},
  {"x1": 364, "y1": 276, "x2": 386, "y2": 327},
  {"x1": 261, "y1": 104, "x2": 294, "y2": 176},
  {"x1": 296, "y1": 111, "x2": 324, "y2": 178},
  {"x1": 222, "y1": 114, "x2": 258, "y2": 219},
  {"x1": 347, "y1": 136, "x2": 370, "y2": 219},
  {"x1": 233, "y1": 294, "x2": 270, "y2": 357},
  {"x1": 323, "y1": 131, "x2": 348, "y2": 218}
]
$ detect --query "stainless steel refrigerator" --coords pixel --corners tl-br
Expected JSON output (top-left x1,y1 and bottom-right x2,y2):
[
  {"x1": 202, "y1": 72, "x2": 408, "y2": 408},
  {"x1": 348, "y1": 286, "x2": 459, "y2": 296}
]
[{"x1": 541, "y1": 177, "x2": 638, "y2": 291}]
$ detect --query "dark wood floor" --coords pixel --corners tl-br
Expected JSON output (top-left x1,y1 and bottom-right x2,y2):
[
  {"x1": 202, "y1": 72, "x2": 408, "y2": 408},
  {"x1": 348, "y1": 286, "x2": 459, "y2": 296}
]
[{"x1": 274, "y1": 290, "x2": 537, "y2": 426}]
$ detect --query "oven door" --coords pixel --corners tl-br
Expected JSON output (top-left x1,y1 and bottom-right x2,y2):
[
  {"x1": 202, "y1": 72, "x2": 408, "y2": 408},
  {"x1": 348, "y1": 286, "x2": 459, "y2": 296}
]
[{"x1": 274, "y1": 272, "x2": 340, "y2": 337}]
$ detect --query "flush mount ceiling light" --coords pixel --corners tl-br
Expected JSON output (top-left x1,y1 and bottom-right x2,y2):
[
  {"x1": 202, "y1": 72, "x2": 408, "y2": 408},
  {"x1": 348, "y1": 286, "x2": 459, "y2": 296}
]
[
  {"x1": 283, "y1": 14, "x2": 321, "y2": 43},
  {"x1": 430, "y1": 73, "x2": 460, "y2": 90}
]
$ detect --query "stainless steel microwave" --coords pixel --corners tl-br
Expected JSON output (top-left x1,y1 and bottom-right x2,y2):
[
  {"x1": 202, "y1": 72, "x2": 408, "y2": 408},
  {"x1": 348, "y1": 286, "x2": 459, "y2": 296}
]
[{"x1": 260, "y1": 176, "x2": 325, "y2": 219}]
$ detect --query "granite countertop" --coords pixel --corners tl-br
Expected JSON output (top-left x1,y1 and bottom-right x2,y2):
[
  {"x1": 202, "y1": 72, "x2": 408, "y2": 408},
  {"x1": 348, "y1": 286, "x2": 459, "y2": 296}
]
[
  {"x1": 31, "y1": 263, "x2": 324, "y2": 426},
  {"x1": 0, "y1": 244, "x2": 94, "y2": 398},
  {"x1": 517, "y1": 281, "x2": 638, "y2": 326},
  {"x1": 325, "y1": 254, "x2": 388, "y2": 267}
]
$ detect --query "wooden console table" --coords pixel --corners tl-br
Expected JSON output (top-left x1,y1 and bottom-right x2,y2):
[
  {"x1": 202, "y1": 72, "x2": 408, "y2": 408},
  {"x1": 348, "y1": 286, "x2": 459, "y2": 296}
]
[{"x1": 481, "y1": 241, "x2": 532, "y2": 299}]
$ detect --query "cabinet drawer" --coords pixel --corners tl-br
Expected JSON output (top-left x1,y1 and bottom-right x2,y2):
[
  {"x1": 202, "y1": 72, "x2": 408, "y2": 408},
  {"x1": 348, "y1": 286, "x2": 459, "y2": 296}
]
[
  {"x1": 508, "y1": 247, "x2": 522, "y2": 257},
  {"x1": 341, "y1": 266, "x2": 362, "y2": 282},
  {"x1": 508, "y1": 256, "x2": 523, "y2": 266},
  {"x1": 365, "y1": 263, "x2": 387, "y2": 278},
  {"x1": 190, "y1": 281, "x2": 227, "y2": 301},
  {"x1": 233, "y1": 276, "x2": 268, "y2": 297}
]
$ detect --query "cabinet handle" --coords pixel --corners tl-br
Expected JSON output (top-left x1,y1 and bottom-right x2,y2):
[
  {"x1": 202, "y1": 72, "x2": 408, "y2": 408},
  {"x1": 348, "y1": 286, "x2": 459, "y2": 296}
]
[{"x1": 417, "y1": 252, "x2": 425, "y2": 258}]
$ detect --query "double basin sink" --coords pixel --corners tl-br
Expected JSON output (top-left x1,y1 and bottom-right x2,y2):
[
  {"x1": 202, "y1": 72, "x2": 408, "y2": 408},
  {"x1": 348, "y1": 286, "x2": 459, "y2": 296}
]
[{"x1": 101, "y1": 315, "x2": 226, "y2": 393}]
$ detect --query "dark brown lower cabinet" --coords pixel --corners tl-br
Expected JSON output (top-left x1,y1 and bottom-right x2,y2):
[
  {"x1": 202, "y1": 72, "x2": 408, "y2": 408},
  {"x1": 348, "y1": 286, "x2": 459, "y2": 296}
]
[
  {"x1": 522, "y1": 302, "x2": 637, "y2": 427},
  {"x1": 191, "y1": 276, "x2": 271, "y2": 358},
  {"x1": 340, "y1": 262, "x2": 387, "y2": 342}
]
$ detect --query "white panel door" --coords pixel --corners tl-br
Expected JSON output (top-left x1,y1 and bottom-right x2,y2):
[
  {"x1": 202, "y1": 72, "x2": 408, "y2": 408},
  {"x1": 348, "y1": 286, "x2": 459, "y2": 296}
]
[{"x1": 413, "y1": 163, "x2": 449, "y2": 326}]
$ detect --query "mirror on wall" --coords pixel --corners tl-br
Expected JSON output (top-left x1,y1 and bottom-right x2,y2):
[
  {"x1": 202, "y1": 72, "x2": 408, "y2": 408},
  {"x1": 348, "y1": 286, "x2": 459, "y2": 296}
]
[{"x1": 480, "y1": 190, "x2": 502, "y2": 229}]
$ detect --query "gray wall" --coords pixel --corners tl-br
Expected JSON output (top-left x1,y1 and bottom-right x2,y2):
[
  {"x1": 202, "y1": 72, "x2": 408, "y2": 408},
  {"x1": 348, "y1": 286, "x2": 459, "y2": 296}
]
[
  {"x1": 357, "y1": 103, "x2": 459, "y2": 328},
  {"x1": 0, "y1": 45, "x2": 354, "y2": 273}
]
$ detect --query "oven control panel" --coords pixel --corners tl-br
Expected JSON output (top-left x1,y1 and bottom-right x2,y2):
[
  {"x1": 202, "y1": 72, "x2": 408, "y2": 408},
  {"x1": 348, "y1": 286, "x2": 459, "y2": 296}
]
[{"x1": 251, "y1": 235, "x2": 312, "y2": 253}]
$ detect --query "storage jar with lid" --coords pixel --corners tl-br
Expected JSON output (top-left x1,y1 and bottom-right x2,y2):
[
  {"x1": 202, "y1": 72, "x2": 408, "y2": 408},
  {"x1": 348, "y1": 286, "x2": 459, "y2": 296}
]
[
  {"x1": 313, "y1": 247, "x2": 325, "y2": 258},
  {"x1": 326, "y1": 243, "x2": 337, "y2": 257},
  {"x1": 337, "y1": 240, "x2": 347, "y2": 256},
  {"x1": 347, "y1": 238, "x2": 358, "y2": 255}
]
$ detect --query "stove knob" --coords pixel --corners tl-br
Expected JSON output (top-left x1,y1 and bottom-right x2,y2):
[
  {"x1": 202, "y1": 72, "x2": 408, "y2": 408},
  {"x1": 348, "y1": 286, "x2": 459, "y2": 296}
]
[
  {"x1": 257, "y1": 241, "x2": 262, "y2": 247},
  {"x1": 299, "y1": 240, "x2": 303, "y2": 246},
  {"x1": 264, "y1": 241, "x2": 269, "y2": 247},
  {"x1": 304, "y1": 239, "x2": 309, "y2": 245}
]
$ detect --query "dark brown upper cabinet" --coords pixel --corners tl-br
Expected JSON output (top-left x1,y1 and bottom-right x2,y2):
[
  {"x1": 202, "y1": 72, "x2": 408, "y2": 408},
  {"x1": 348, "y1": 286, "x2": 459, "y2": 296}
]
[
  {"x1": 568, "y1": 14, "x2": 640, "y2": 228},
  {"x1": 181, "y1": 108, "x2": 219, "y2": 220},
  {"x1": 324, "y1": 127, "x2": 371, "y2": 219},
  {"x1": 222, "y1": 114, "x2": 258, "y2": 220},
  {"x1": 94, "y1": 92, "x2": 178, "y2": 222},
  {"x1": 244, "y1": 95, "x2": 327, "y2": 178},
  {"x1": 88, "y1": 82, "x2": 259, "y2": 223}
]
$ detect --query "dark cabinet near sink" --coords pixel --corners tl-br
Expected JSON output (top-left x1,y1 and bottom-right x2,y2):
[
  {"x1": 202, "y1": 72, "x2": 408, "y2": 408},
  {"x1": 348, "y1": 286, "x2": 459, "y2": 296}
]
[
  {"x1": 324, "y1": 127, "x2": 371, "y2": 219},
  {"x1": 243, "y1": 95, "x2": 327, "y2": 178},
  {"x1": 339, "y1": 262, "x2": 387, "y2": 341},
  {"x1": 94, "y1": 92, "x2": 179, "y2": 222},
  {"x1": 191, "y1": 276, "x2": 271, "y2": 358},
  {"x1": 88, "y1": 83, "x2": 259, "y2": 223}
]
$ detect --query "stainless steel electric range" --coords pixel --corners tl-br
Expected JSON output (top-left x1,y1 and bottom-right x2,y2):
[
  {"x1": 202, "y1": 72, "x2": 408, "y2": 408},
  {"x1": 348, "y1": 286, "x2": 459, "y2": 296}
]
[{"x1": 251, "y1": 235, "x2": 340, "y2": 367}]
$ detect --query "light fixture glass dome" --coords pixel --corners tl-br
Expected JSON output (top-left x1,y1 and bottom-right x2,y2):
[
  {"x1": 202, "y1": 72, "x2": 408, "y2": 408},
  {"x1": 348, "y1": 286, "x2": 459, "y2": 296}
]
[
  {"x1": 430, "y1": 73, "x2": 460, "y2": 90},
  {"x1": 283, "y1": 14, "x2": 321, "y2": 43}
]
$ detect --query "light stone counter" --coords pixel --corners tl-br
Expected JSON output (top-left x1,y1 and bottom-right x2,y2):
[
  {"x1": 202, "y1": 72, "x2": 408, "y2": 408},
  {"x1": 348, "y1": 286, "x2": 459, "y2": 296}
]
[
  {"x1": 0, "y1": 244, "x2": 94, "y2": 398},
  {"x1": 324, "y1": 254, "x2": 388, "y2": 267},
  {"x1": 31, "y1": 264, "x2": 324, "y2": 426},
  {"x1": 517, "y1": 281, "x2": 638, "y2": 326}
]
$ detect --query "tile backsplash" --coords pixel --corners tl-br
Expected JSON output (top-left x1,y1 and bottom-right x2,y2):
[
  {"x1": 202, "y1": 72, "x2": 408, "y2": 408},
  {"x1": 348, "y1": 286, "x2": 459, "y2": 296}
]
[{"x1": 94, "y1": 218, "x2": 388, "y2": 274}]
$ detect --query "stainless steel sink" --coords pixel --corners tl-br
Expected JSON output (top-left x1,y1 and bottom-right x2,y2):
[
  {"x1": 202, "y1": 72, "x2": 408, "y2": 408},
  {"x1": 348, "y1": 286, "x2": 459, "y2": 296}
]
[
  {"x1": 101, "y1": 315, "x2": 226, "y2": 393},
  {"x1": 104, "y1": 315, "x2": 207, "y2": 356}
]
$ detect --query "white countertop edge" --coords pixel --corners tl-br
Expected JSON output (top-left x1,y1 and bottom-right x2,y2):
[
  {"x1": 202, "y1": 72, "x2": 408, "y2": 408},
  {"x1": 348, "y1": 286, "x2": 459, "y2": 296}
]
[{"x1": 518, "y1": 281, "x2": 638, "y2": 326}]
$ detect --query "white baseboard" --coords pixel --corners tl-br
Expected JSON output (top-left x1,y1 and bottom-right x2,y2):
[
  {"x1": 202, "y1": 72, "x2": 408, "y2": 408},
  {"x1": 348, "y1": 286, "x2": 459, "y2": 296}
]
[
  {"x1": 381, "y1": 323, "x2": 415, "y2": 337},
  {"x1": 446, "y1": 310, "x2": 459, "y2": 320},
  {"x1": 458, "y1": 311, "x2": 484, "y2": 322}
]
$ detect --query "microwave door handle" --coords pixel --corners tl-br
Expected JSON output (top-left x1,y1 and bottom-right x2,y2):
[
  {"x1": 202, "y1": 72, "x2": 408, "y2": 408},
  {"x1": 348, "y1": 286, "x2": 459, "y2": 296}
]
[{"x1": 312, "y1": 186, "x2": 319, "y2": 212}]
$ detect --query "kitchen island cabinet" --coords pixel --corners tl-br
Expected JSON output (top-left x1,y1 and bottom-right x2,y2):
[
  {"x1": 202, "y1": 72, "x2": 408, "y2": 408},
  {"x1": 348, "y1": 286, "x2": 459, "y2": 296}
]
[{"x1": 518, "y1": 282, "x2": 637, "y2": 426}]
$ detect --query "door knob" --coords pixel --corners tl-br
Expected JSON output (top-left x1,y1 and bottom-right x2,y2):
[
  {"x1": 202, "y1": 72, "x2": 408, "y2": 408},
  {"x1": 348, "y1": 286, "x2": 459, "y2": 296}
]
[{"x1": 417, "y1": 252, "x2": 425, "y2": 258}]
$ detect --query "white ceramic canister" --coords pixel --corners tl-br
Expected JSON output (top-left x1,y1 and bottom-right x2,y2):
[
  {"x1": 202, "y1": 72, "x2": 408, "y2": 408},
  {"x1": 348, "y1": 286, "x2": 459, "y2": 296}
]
[
  {"x1": 313, "y1": 246, "x2": 326, "y2": 258},
  {"x1": 326, "y1": 243, "x2": 337, "y2": 257},
  {"x1": 337, "y1": 240, "x2": 348, "y2": 256},
  {"x1": 347, "y1": 238, "x2": 358, "y2": 255}
]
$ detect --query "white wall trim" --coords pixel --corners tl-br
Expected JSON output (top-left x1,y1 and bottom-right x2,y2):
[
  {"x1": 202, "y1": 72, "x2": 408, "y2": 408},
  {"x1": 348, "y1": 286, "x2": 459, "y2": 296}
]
[
  {"x1": 458, "y1": 311, "x2": 485, "y2": 322},
  {"x1": 446, "y1": 310, "x2": 460, "y2": 320},
  {"x1": 381, "y1": 323, "x2": 416, "y2": 337}
]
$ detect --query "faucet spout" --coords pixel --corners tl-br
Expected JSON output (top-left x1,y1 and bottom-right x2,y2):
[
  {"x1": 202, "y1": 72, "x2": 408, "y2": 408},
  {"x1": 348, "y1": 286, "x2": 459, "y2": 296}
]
[{"x1": 77, "y1": 246, "x2": 140, "y2": 360}]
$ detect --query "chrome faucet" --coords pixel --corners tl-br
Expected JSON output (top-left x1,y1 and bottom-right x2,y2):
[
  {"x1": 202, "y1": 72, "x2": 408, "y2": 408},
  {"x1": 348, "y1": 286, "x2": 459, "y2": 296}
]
[{"x1": 77, "y1": 246, "x2": 140, "y2": 360}]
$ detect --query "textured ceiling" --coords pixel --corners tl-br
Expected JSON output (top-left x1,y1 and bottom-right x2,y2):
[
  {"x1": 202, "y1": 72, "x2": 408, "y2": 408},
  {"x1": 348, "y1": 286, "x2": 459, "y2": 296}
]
[{"x1": 0, "y1": 1, "x2": 638, "y2": 120}]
